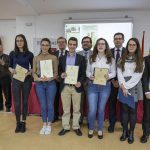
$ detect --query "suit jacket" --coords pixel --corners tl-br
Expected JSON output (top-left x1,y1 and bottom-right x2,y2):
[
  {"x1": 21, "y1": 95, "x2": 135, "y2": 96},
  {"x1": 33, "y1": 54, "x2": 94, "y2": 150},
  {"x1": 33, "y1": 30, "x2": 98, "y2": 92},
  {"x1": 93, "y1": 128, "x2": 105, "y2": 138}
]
[
  {"x1": 77, "y1": 49, "x2": 92, "y2": 59},
  {"x1": 53, "y1": 50, "x2": 68, "y2": 59},
  {"x1": 142, "y1": 55, "x2": 150, "y2": 93},
  {"x1": 58, "y1": 53, "x2": 86, "y2": 93},
  {"x1": 111, "y1": 47, "x2": 126, "y2": 80}
]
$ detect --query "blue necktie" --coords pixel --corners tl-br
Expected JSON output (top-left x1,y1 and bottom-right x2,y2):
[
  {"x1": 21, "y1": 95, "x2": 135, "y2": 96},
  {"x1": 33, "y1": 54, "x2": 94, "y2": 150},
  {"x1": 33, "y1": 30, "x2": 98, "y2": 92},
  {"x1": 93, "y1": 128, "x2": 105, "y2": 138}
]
[{"x1": 116, "y1": 49, "x2": 120, "y2": 64}]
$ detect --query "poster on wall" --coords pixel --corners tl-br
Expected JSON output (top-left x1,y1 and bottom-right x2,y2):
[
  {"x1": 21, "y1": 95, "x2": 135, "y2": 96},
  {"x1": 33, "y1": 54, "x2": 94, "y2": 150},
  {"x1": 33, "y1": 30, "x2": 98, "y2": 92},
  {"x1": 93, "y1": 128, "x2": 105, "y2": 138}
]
[{"x1": 33, "y1": 38, "x2": 57, "y2": 56}]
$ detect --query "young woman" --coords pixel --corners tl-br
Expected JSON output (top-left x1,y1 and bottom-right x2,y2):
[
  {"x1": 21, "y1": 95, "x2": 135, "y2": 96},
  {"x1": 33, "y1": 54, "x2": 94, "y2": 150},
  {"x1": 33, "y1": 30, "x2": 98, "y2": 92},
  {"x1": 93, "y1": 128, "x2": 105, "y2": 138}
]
[
  {"x1": 33, "y1": 38, "x2": 58, "y2": 135},
  {"x1": 9, "y1": 34, "x2": 34, "y2": 133},
  {"x1": 86, "y1": 38, "x2": 116, "y2": 139},
  {"x1": 117, "y1": 38, "x2": 144, "y2": 144}
]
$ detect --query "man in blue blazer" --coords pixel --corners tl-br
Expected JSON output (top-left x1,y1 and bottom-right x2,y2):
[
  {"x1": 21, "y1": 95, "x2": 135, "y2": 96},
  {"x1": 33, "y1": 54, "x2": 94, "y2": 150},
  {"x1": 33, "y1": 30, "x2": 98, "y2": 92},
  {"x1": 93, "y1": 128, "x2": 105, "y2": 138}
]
[{"x1": 58, "y1": 37, "x2": 86, "y2": 136}]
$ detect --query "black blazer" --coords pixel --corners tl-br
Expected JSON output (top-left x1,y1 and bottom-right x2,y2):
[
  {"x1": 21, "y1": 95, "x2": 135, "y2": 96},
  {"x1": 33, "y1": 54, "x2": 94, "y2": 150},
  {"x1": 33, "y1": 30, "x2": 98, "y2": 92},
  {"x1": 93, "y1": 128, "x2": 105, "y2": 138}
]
[
  {"x1": 58, "y1": 53, "x2": 86, "y2": 93},
  {"x1": 111, "y1": 47, "x2": 126, "y2": 80},
  {"x1": 53, "y1": 50, "x2": 68, "y2": 59},
  {"x1": 111, "y1": 47, "x2": 126, "y2": 59},
  {"x1": 142, "y1": 55, "x2": 150, "y2": 93}
]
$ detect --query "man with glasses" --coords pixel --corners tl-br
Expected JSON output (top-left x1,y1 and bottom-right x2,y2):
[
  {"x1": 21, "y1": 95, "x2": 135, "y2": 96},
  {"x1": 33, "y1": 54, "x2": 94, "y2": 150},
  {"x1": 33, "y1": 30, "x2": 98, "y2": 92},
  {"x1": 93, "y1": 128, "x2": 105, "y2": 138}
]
[
  {"x1": 78, "y1": 36, "x2": 92, "y2": 125},
  {"x1": 108, "y1": 32, "x2": 126, "y2": 133},
  {"x1": 53, "y1": 37, "x2": 68, "y2": 122}
]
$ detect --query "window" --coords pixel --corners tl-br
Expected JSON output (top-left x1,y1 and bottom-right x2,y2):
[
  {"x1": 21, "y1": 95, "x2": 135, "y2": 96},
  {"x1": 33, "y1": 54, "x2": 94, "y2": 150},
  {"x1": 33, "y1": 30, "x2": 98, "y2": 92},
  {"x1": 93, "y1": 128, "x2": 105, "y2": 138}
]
[{"x1": 65, "y1": 19, "x2": 133, "y2": 51}]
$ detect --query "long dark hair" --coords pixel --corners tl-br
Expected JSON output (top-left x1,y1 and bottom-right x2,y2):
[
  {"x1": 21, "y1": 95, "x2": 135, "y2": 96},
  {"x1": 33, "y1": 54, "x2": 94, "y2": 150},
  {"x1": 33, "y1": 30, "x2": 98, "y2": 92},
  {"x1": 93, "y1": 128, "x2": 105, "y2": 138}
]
[
  {"x1": 14, "y1": 34, "x2": 29, "y2": 52},
  {"x1": 39, "y1": 38, "x2": 51, "y2": 55},
  {"x1": 118, "y1": 38, "x2": 144, "y2": 72},
  {"x1": 90, "y1": 38, "x2": 112, "y2": 64}
]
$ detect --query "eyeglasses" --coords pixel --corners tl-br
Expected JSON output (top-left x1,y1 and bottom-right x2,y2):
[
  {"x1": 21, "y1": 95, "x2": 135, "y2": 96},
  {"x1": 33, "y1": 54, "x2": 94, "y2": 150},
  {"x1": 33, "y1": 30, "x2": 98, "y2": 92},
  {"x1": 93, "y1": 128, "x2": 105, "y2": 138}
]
[
  {"x1": 128, "y1": 44, "x2": 136, "y2": 47},
  {"x1": 41, "y1": 44, "x2": 50, "y2": 47},
  {"x1": 16, "y1": 40, "x2": 24, "y2": 42},
  {"x1": 82, "y1": 41, "x2": 91, "y2": 43},
  {"x1": 114, "y1": 38, "x2": 123, "y2": 40},
  {"x1": 98, "y1": 43, "x2": 105, "y2": 46}
]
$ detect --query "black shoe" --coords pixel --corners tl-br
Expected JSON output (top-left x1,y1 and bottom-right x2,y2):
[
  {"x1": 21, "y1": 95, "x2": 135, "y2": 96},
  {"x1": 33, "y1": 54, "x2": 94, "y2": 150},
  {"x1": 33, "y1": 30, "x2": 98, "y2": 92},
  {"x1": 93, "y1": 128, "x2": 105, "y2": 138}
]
[
  {"x1": 88, "y1": 131, "x2": 94, "y2": 138},
  {"x1": 15, "y1": 122, "x2": 21, "y2": 133},
  {"x1": 128, "y1": 131, "x2": 134, "y2": 144},
  {"x1": 140, "y1": 135, "x2": 149, "y2": 143},
  {"x1": 52, "y1": 116, "x2": 59, "y2": 123},
  {"x1": 98, "y1": 133, "x2": 103, "y2": 139},
  {"x1": 6, "y1": 108, "x2": 10, "y2": 112},
  {"x1": 108, "y1": 125, "x2": 114, "y2": 133},
  {"x1": 20, "y1": 122, "x2": 26, "y2": 133},
  {"x1": 120, "y1": 130, "x2": 129, "y2": 141},
  {"x1": 74, "y1": 129, "x2": 82, "y2": 136},
  {"x1": 58, "y1": 129, "x2": 70, "y2": 136}
]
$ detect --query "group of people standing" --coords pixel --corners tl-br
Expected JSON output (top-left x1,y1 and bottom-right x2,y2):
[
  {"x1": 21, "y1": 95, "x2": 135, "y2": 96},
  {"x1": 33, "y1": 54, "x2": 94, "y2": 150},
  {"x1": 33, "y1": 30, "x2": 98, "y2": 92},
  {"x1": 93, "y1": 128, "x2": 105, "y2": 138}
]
[{"x1": 0, "y1": 33, "x2": 150, "y2": 144}]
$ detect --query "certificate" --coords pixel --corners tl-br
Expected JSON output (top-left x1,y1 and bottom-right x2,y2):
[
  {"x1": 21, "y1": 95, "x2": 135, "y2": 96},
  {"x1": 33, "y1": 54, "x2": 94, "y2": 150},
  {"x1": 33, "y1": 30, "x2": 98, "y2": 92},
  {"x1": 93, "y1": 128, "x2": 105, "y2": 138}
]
[
  {"x1": 40, "y1": 59, "x2": 53, "y2": 78},
  {"x1": 93, "y1": 68, "x2": 108, "y2": 85},
  {"x1": 65, "y1": 65, "x2": 79, "y2": 84},
  {"x1": 13, "y1": 64, "x2": 28, "y2": 82}
]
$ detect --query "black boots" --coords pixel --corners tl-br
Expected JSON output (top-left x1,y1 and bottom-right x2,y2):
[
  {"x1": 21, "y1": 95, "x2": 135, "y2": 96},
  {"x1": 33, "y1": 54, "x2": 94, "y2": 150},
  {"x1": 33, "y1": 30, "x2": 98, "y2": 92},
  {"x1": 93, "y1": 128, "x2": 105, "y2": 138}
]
[
  {"x1": 20, "y1": 122, "x2": 26, "y2": 133},
  {"x1": 15, "y1": 122, "x2": 26, "y2": 133},
  {"x1": 120, "y1": 130, "x2": 129, "y2": 141},
  {"x1": 15, "y1": 122, "x2": 21, "y2": 133},
  {"x1": 128, "y1": 131, "x2": 134, "y2": 144}
]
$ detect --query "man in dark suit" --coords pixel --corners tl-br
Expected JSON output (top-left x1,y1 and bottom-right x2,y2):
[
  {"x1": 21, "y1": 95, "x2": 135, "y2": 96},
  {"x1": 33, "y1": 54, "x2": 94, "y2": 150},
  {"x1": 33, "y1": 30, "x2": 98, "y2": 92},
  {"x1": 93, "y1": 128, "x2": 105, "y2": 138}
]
[
  {"x1": 58, "y1": 37, "x2": 86, "y2": 136},
  {"x1": 77, "y1": 36, "x2": 92, "y2": 125},
  {"x1": 108, "y1": 32, "x2": 126, "y2": 133},
  {"x1": 141, "y1": 55, "x2": 150, "y2": 143},
  {"x1": 0, "y1": 42, "x2": 11, "y2": 112},
  {"x1": 53, "y1": 37, "x2": 68, "y2": 122}
]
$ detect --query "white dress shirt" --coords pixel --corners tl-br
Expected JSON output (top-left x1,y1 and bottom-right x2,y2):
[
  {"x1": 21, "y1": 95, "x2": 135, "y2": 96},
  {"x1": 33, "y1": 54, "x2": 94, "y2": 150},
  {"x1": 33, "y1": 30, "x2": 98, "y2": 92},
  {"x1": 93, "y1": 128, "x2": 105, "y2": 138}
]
[
  {"x1": 86, "y1": 55, "x2": 116, "y2": 79},
  {"x1": 117, "y1": 61, "x2": 143, "y2": 89}
]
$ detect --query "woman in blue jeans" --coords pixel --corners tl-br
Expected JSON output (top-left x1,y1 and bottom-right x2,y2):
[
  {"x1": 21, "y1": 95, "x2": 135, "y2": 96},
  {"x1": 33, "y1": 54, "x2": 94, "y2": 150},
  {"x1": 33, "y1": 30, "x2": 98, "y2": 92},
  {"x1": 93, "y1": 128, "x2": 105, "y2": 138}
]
[
  {"x1": 86, "y1": 38, "x2": 116, "y2": 139},
  {"x1": 33, "y1": 38, "x2": 58, "y2": 135}
]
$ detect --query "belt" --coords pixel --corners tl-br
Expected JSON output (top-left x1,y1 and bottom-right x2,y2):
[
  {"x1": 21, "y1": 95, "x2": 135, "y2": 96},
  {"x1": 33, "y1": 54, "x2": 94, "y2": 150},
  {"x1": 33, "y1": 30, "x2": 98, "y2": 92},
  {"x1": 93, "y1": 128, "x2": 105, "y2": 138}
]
[{"x1": 66, "y1": 84, "x2": 75, "y2": 87}]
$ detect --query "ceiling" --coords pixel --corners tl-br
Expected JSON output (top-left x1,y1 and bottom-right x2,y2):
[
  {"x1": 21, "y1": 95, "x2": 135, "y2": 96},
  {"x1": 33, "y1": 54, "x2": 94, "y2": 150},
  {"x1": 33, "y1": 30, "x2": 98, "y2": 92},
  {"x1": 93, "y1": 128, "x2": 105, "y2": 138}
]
[{"x1": 0, "y1": 0, "x2": 150, "y2": 19}]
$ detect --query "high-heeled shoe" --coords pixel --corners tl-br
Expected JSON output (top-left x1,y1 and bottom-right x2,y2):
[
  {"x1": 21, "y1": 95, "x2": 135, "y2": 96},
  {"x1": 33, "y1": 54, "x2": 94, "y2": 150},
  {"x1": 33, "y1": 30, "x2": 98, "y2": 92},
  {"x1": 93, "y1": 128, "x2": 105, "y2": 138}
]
[
  {"x1": 128, "y1": 131, "x2": 134, "y2": 144},
  {"x1": 120, "y1": 130, "x2": 129, "y2": 141}
]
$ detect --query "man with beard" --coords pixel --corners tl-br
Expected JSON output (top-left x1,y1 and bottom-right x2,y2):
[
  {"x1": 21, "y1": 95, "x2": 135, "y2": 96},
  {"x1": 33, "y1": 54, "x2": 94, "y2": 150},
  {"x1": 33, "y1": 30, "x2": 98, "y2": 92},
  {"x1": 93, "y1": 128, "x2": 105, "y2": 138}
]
[{"x1": 78, "y1": 36, "x2": 92, "y2": 125}]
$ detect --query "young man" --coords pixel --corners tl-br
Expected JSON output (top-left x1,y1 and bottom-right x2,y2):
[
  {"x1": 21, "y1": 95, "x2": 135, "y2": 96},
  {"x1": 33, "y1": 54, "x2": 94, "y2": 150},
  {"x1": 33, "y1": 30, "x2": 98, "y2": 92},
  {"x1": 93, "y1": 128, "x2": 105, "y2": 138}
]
[
  {"x1": 141, "y1": 55, "x2": 150, "y2": 143},
  {"x1": 108, "y1": 32, "x2": 126, "y2": 133},
  {"x1": 58, "y1": 37, "x2": 86, "y2": 136}
]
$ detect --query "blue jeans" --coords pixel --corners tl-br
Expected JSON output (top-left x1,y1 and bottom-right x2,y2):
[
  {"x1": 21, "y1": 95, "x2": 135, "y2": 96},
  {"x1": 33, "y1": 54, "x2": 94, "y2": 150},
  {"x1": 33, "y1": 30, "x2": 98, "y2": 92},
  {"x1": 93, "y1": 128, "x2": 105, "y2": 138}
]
[
  {"x1": 87, "y1": 82, "x2": 111, "y2": 131},
  {"x1": 35, "y1": 80, "x2": 56, "y2": 123}
]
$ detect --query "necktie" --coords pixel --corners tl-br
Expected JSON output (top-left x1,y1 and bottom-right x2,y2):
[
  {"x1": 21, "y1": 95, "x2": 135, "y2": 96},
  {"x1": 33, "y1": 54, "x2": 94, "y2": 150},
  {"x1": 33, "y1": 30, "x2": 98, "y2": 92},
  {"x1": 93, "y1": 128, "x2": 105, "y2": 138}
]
[
  {"x1": 60, "y1": 51, "x2": 63, "y2": 57},
  {"x1": 84, "y1": 51, "x2": 88, "y2": 63},
  {"x1": 115, "y1": 49, "x2": 120, "y2": 64}
]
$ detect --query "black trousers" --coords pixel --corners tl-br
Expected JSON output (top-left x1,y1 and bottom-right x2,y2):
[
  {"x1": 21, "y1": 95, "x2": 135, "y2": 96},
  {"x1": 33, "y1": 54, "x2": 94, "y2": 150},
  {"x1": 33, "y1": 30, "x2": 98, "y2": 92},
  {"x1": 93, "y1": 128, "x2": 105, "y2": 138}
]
[
  {"x1": 54, "y1": 81, "x2": 60, "y2": 119},
  {"x1": 142, "y1": 98, "x2": 150, "y2": 136},
  {"x1": 12, "y1": 76, "x2": 32, "y2": 122},
  {"x1": 121, "y1": 102, "x2": 138, "y2": 131},
  {"x1": 0, "y1": 75, "x2": 11, "y2": 110},
  {"x1": 108, "y1": 83, "x2": 119, "y2": 126}
]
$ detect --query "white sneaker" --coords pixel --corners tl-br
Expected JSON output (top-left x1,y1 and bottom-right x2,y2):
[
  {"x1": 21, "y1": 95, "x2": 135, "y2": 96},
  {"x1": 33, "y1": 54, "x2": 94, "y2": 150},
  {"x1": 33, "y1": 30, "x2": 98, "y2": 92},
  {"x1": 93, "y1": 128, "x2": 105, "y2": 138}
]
[
  {"x1": 45, "y1": 126, "x2": 51, "y2": 135},
  {"x1": 40, "y1": 126, "x2": 46, "y2": 135}
]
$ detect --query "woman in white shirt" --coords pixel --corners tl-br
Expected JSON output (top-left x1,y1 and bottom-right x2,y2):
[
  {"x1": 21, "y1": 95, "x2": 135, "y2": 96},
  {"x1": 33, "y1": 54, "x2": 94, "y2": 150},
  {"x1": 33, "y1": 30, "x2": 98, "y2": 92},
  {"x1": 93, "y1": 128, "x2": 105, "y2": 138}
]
[
  {"x1": 117, "y1": 38, "x2": 144, "y2": 144},
  {"x1": 86, "y1": 38, "x2": 116, "y2": 139}
]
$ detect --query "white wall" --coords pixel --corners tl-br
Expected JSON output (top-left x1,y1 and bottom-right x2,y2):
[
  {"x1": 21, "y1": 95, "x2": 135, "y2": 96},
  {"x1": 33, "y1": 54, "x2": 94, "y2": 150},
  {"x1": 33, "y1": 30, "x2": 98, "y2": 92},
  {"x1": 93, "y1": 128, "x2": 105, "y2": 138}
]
[
  {"x1": 6, "y1": 10, "x2": 150, "y2": 56},
  {"x1": 0, "y1": 20, "x2": 16, "y2": 54}
]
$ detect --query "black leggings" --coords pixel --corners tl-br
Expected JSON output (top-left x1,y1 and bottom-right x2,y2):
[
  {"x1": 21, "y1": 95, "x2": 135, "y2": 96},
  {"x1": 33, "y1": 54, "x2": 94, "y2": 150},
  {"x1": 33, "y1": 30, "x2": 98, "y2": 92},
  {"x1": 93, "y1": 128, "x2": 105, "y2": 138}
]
[
  {"x1": 12, "y1": 76, "x2": 32, "y2": 122},
  {"x1": 121, "y1": 102, "x2": 138, "y2": 131}
]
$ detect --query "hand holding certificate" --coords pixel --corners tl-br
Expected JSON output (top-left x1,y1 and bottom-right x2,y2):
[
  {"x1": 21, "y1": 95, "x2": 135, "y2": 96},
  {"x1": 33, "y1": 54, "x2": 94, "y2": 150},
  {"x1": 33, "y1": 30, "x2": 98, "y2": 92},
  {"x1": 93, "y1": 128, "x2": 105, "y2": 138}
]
[
  {"x1": 40, "y1": 59, "x2": 53, "y2": 78},
  {"x1": 13, "y1": 64, "x2": 28, "y2": 82},
  {"x1": 93, "y1": 68, "x2": 108, "y2": 85},
  {"x1": 65, "y1": 65, "x2": 79, "y2": 84}
]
